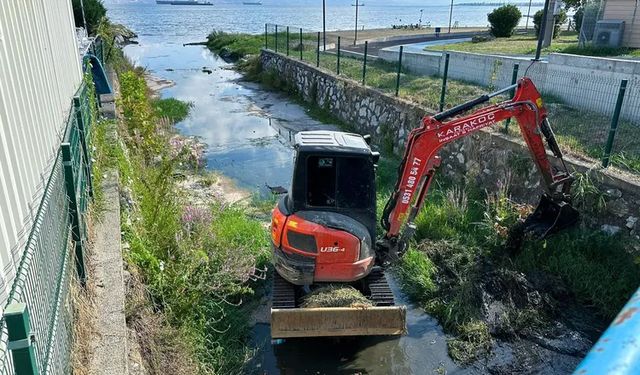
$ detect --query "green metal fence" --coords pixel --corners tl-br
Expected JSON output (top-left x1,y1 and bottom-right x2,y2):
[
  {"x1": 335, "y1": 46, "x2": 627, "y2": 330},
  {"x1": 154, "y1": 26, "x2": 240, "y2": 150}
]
[
  {"x1": 264, "y1": 23, "x2": 640, "y2": 175},
  {"x1": 0, "y1": 67, "x2": 96, "y2": 374}
]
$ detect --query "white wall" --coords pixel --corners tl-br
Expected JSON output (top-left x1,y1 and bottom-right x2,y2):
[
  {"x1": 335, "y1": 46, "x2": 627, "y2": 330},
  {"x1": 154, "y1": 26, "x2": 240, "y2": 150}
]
[
  {"x1": 0, "y1": 0, "x2": 82, "y2": 302},
  {"x1": 380, "y1": 49, "x2": 640, "y2": 123}
]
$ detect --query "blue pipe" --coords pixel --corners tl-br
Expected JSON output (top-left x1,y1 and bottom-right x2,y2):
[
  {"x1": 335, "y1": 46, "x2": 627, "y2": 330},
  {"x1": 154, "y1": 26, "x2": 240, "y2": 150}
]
[
  {"x1": 574, "y1": 286, "x2": 640, "y2": 374},
  {"x1": 83, "y1": 53, "x2": 113, "y2": 96}
]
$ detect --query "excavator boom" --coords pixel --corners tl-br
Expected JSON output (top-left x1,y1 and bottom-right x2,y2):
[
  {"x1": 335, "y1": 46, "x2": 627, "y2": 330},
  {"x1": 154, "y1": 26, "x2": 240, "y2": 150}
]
[{"x1": 379, "y1": 77, "x2": 578, "y2": 259}]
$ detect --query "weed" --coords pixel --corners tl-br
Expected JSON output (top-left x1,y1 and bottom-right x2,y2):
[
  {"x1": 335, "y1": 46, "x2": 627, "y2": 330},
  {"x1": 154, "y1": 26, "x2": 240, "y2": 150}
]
[
  {"x1": 447, "y1": 321, "x2": 492, "y2": 364},
  {"x1": 115, "y1": 69, "x2": 270, "y2": 374},
  {"x1": 516, "y1": 229, "x2": 640, "y2": 319},
  {"x1": 152, "y1": 98, "x2": 192, "y2": 124},
  {"x1": 571, "y1": 172, "x2": 606, "y2": 215}
]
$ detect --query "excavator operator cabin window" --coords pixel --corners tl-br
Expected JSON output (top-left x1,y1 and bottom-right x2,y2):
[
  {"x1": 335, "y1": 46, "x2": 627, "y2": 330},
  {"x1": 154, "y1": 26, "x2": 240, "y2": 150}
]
[{"x1": 307, "y1": 156, "x2": 336, "y2": 207}]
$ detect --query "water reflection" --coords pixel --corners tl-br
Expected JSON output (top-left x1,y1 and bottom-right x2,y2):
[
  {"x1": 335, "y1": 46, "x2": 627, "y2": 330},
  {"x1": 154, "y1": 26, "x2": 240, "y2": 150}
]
[{"x1": 124, "y1": 39, "x2": 331, "y2": 193}]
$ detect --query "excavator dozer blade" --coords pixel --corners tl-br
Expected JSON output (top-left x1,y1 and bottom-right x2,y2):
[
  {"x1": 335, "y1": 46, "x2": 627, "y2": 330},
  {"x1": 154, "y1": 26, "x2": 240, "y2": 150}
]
[
  {"x1": 523, "y1": 194, "x2": 579, "y2": 239},
  {"x1": 271, "y1": 306, "x2": 407, "y2": 339}
]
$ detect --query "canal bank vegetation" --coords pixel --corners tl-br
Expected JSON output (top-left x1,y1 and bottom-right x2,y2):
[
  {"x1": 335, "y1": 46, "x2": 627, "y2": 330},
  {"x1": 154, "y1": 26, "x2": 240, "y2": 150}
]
[
  {"x1": 378, "y1": 153, "x2": 640, "y2": 364},
  {"x1": 208, "y1": 32, "x2": 640, "y2": 367},
  {"x1": 103, "y1": 67, "x2": 271, "y2": 374},
  {"x1": 206, "y1": 31, "x2": 264, "y2": 60}
]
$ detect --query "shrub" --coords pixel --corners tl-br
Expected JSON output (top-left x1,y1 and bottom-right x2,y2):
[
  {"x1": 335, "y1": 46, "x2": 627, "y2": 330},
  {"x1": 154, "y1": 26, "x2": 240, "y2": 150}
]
[
  {"x1": 534, "y1": 9, "x2": 567, "y2": 38},
  {"x1": 71, "y1": 0, "x2": 106, "y2": 35},
  {"x1": 487, "y1": 5, "x2": 522, "y2": 37}
]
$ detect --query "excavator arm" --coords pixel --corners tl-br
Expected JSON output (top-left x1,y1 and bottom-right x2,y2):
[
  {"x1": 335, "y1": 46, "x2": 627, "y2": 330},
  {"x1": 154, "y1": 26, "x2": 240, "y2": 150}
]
[{"x1": 378, "y1": 77, "x2": 579, "y2": 260}]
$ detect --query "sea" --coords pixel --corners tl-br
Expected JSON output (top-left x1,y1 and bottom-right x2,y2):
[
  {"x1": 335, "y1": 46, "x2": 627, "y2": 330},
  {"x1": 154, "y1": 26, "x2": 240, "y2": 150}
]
[{"x1": 107, "y1": 2, "x2": 543, "y2": 40}]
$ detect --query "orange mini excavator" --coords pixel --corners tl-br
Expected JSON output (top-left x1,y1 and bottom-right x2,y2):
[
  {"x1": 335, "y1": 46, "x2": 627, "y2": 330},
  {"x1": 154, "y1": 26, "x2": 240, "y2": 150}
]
[{"x1": 269, "y1": 77, "x2": 579, "y2": 339}]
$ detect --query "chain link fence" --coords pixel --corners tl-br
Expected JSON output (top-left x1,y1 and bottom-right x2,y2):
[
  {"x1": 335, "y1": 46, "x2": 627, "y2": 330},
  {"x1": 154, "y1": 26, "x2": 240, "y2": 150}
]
[
  {"x1": 0, "y1": 64, "x2": 96, "y2": 374},
  {"x1": 264, "y1": 23, "x2": 639, "y2": 174}
]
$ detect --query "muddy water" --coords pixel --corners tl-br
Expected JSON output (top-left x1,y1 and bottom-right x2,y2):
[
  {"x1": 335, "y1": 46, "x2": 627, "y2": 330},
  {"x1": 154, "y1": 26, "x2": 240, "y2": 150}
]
[
  {"x1": 250, "y1": 277, "x2": 474, "y2": 375},
  {"x1": 123, "y1": 40, "x2": 470, "y2": 375}
]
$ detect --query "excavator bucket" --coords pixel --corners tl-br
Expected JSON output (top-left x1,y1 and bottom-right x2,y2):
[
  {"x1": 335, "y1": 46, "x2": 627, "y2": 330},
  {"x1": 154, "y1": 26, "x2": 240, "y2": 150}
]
[
  {"x1": 523, "y1": 194, "x2": 579, "y2": 239},
  {"x1": 270, "y1": 269, "x2": 407, "y2": 339},
  {"x1": 271, "y1": 306, "x2": 407, "y2": 339}
]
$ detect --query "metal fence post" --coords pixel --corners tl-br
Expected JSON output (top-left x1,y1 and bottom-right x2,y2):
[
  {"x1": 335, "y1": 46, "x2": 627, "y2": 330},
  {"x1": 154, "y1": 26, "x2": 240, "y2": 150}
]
[
  {"x1": 362, "y1": 41, "x2": 368, "y2": 85},
  {"x1": 395, "y1": 46, "x2": 404, "y2": 97},
  {"x1": 439, "y1": 53, "x2": 450, "y2": 112},
  {"x1": 5, "y1": 303, "x2": 38, "y2": 375},
  {"x1": 505, "y1": 63, "x2": 520, "y2": 132},
  {"x1": 275, "y1": 25, "x2": 278, "y2": 53},
  {"x1": 62, "y1": 143, "x2": 87, "y2": 284},
  {"x1": 74, "y1": 96, "x2": 93, "y2": 198},
  {"x1": 299, "y1": 28, "x2": 303, "y2": 60},
  {"x1": 316, "y1": 32, "x2": 320, "y2": 67},
  {"x1": 286, "y1": 26, "x2": 290, "y2": 56},
  {"x1": 603, "y1": 79, "x2": 628, "y2": 168},
  {"x1": 265, "y1": 24, "x2": 268, "y2": 49},
  {"x1": 337, "y1": 36, "x2": 341, "y2": 75}
]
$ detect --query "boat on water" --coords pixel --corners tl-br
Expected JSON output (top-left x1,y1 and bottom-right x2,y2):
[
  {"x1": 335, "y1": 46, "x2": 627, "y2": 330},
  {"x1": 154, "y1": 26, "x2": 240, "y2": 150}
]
[{"x1": 156, "y1": 0, "x2": 213, "y2": 5}]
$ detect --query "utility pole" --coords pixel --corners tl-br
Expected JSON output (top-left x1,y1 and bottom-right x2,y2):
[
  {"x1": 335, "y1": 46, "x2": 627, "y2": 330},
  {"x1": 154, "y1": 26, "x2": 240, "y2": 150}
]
[
  {"x1": 354, "y1": 0, "x2": 360, "y2": 45},
  {"x1": 448, "y1": 0, "x2": 454, "y2": 33},
  {"x1": 542, "y1": 0, "x2": 558, "y2": 48},
  {"x1": 534, "y1": 0, "x2": 551, "y2": 60},
  {"x1": 80, "y1": 0, "x2": 88, "y2": 32},
  {"x1": 525, "y1": 0, "x2": 533, "y2": 30},
  {"x1": 323, "y1": 0, "x2": 327, "y2": 51}
]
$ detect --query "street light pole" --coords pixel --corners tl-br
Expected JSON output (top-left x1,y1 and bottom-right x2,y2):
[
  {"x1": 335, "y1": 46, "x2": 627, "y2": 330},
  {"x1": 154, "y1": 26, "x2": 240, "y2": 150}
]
[
  {"x1": 534, "y1": 0, "x2": 551, "y2": 60},
  {"x1": 323, "y1": 0, "x2": 326, "y2": 51},
  {"x1": 448, "y1": 0, "x2": 454, "y2": 33},
  {"x1": 354, "y1": 0, "x2": 359, "y2": 45}
]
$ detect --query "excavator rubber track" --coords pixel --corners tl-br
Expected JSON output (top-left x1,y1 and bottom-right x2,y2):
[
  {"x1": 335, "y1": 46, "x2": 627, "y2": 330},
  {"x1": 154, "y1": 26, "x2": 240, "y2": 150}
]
[{"x1": 270, "y1": 268, "x2": 407, "y2": 339}]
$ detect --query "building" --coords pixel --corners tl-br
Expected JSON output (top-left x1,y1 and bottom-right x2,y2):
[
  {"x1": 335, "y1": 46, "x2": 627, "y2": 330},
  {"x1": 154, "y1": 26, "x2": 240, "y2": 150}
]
[
  {"x1": 0, "y1": 0, "x2": 93, "y2": 372},
  {"x1": 602, "y1": 0, "x2": 640, "y2": 48}
]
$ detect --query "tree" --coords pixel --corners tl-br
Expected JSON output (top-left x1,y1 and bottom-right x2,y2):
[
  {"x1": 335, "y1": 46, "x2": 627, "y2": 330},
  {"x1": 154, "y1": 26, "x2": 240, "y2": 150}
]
[
  {"x1": 533, "y1": 9, "x2": 567, "y2": 38},
  {"x1": 72, "y1": 0, "x2": 107, "y2": 36},
  {"x1": 487, "y1": 5, "x2": 522, "y2": 38}
]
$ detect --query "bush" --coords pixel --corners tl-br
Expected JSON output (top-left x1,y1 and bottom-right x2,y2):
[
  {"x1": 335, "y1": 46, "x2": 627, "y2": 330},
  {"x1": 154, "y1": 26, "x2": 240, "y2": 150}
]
[
  {"x1": 487, "y1": 5, "x2": 522, "y2": 37},
  {"x1": 533, "y1": 9, "x2": 567, "y2": 38},
  {"x1": 72, "y1": 0, "x2": 106, "y2": 35}
]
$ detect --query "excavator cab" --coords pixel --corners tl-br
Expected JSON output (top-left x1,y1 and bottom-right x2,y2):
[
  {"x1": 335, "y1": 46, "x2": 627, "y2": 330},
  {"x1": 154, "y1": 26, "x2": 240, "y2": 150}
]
[{"x1": 272, "y1": 131, "x2": 381, "y2": 286}]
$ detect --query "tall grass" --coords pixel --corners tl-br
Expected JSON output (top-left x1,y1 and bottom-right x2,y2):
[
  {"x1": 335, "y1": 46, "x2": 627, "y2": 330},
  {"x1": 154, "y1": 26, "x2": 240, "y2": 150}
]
[{"x1": 116, "y1": 70, "x2": 270, "y2": 374}]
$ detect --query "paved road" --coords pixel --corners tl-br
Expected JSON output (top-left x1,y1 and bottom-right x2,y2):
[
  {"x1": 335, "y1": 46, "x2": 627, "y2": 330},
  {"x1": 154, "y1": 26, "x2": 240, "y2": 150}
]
[{"x1": 340, "y1": 31, "x2": 485, "y2": 56}]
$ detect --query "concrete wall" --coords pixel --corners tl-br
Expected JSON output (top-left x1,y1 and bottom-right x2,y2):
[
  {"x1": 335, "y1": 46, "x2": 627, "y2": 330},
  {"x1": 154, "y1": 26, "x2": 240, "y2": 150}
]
[
  {"x1": 0, "y1": 1, "x2": 82, "y2": 299},
  {"x1": 379, "y1": 49, "x2": 640, "y2": 123},
  {"x1": 260, "y1": 49, "x2": 640, "y2": 233}
]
